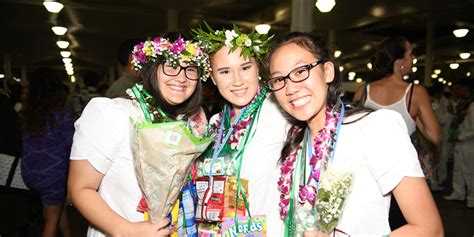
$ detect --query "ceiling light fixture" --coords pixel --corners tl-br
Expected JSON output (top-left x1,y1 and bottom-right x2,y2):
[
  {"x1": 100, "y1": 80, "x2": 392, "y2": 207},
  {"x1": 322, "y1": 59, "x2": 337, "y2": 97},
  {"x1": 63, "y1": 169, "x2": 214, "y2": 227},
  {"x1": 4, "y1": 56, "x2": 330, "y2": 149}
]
[
  {"x1": 367, "y1": 62, "x2": 372, "y2": 70},
  {"x1": 438, "y1": 77, "x2": 443, "y2": 82},
  {"x1": 412, "y1": 66, "x2": 417, "y2": 72},
  {"x1": 459, "y1": 52, "x2": 471, "y2": 59},
  {"x1": 56, "y1": 40, "x2": 69, "y2": 49},
  {"x1": 339, "y1": 66, "x2": 344, "y2": 72},
  {"x1": 52, "y1": 26, "x2": 67, "y2": 35},
  {"x1": 334, "y1": 50, "x2": 342, "y2": 58},
  {"x1": 448, "y1": 82, "x2": 452, "y2": 86},
  {"x1": 414, "y1": 80, "x2": 420, "y2": 85},
  {"x1": 403, "y1": 75, "x2": 409, "y2": 80},
  {"x1": 453, "y1": 28, "x2": 469, "y2": 38},
  {"x1": 355, "y1": 78, "x2": 363, "y2": 83},
  {"x1": 60, "y1": 51, "x2": 71, "y2": 58},
  {"x1": 315, "y1": 0, "x2": 336, "y2": 13},
  {"x1": 467, "y1": 72, "x2": 471, "y2": 77},
  {"x1": 449, "y1": 63, "x2": 459, "y2": 69},
  {"x1": 412, "y1": 58, "x2": 417, "y2": 64},
  {"x1": 70, "y1": 75, "x2": 76, "y2": 83},
  {"x1": 434, "y1": 69, "x2": 441, "y2": 74},
  {"x1": 62, "y1": 58, "x2": 72, "y2": 64},
  {"x1": 431, "y1": 74, "x2": 438, "y2": 79},
  {"x1": 255, "y1": 24, "x2": 271, "y2": 34},
  {"x1": 0, "y1": 74, "x2": 4, "y2": 79},
  {"x1": 43, "y1": 0, "x2": 64, "y2": 13}
]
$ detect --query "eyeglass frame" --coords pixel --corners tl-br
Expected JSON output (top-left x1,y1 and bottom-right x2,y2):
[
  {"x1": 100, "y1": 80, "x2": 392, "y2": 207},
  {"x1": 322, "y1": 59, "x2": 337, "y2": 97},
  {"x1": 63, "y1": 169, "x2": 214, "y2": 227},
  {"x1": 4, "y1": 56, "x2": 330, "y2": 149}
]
[
  {"x1": 267, "y1": 59, "x2": 327, "y2": 91},
  {"x1": 161, "y1": 62, "x2": 201, "y2": 81}
]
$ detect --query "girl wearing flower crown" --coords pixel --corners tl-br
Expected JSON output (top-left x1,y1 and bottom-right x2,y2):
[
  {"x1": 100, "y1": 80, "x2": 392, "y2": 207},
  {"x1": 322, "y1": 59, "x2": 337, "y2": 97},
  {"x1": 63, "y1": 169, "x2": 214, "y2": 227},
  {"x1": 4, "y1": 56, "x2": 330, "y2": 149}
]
[
  {"x1": 191, "y1": 24, "x2": 289, "y2": 235},
  {"x1": 267, "y1": 32, "x2": 443, "y2": 237},
  {"x1": 68, "y1": 34, "x2": 210, "y2": 237}
]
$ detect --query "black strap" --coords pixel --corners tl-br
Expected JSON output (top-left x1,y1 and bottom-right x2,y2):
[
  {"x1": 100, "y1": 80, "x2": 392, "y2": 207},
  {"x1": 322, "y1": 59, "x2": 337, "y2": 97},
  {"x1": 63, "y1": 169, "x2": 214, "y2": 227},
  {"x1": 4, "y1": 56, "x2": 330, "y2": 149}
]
[
  {"x1": 5, "y1": 156, "x2": 20, "y2": 187},
  {"x1": 407, "y1": 83, "x2": 414, "y2": 112}
]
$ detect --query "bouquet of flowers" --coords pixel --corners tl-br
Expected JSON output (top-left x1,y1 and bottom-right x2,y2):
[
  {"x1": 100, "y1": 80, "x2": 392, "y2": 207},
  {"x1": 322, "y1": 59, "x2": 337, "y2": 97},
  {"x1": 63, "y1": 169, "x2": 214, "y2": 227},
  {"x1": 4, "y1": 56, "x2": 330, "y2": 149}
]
[
  {"x1": 132, "y1": 121, "x2": 213, "y2": 223},
  {"x1": 295, "y1": 164, "x2": 352, "y2": 234}
]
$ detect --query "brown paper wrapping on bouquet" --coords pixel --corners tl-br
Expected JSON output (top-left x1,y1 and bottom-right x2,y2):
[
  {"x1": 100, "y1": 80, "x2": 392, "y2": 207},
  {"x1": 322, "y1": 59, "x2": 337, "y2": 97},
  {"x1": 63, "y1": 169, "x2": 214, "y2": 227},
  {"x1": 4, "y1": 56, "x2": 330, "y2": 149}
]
[{"x1": 132, "y1": 121, "x2": 213, "y2": 223}]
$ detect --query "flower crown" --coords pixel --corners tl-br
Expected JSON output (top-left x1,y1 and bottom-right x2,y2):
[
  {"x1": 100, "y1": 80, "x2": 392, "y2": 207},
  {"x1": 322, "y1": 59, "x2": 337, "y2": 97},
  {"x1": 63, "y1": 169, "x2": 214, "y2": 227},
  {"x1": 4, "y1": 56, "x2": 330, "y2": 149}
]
[
  {"x1": 191, "y1": 22, "x2": 273, "y2": 61},
  {"x1": 131, "y1": 37, "x2": 211, "y2": 81}
]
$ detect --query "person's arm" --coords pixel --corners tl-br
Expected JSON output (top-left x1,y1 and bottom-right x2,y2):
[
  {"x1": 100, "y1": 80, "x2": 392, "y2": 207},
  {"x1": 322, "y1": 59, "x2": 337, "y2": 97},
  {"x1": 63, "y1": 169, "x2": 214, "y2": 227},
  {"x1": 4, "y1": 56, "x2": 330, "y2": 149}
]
[
  {"x1": 413, "y1": 85, "x2": 441, "y2": 144},
  {"x1": 389, "y1": 177, "x2": 443, "y2": 237},
  {"x1": 68, "y1": 160, "x2": 170, "y2": 237}
]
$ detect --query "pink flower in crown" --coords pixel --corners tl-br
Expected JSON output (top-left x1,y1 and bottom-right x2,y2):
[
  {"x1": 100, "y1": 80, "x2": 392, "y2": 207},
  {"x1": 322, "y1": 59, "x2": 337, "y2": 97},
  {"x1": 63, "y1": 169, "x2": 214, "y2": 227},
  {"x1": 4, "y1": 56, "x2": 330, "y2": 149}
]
[
  {"x1": 170, "y1": 37, "x2": 186, "y2": 54},
  {"x1": 195, "y1": 46, "x2": 204, "y2": 56}
]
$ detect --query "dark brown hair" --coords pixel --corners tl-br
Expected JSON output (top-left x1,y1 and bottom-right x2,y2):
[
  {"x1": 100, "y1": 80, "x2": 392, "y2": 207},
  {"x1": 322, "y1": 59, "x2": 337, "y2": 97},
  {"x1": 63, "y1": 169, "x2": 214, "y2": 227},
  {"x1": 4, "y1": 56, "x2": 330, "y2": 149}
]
[
  {"x1": 22, "y1": 68, "x2": 65, "y2": 137},
  {"x1": 369, "y1": 36, "x2": 408, "y2": 82}
]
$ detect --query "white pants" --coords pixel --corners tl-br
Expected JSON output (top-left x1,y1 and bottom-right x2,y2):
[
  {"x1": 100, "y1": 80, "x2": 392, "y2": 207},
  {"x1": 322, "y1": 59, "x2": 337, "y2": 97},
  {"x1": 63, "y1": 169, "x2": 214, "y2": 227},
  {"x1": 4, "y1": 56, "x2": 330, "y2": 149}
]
[
  {"x1": 437, "y1": 140, "x2": 454, "y2": 185},
  {"x1": 451, "y1": 141, "x2": 474, "y2": 202}
]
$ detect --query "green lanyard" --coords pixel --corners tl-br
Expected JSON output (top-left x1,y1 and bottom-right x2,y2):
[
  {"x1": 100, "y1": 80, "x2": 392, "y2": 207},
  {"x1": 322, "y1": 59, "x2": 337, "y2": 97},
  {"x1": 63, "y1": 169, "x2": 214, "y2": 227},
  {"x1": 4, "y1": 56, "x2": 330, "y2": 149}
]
[
  {"x1": 233, "y1": 103, "x2": 263, "y2": 228},
  {"x1": 131, "y1": 83, "x2": 169, "y2": 123},
  {"x1": 210, "y1": 86, "x2": 267, "y2": 228}
]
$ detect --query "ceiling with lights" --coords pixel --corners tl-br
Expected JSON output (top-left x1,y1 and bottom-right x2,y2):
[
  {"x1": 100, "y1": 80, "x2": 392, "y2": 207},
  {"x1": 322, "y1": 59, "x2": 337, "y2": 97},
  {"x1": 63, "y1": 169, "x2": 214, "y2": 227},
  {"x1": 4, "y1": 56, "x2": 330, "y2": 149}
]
[{"x1": 1, "y1": 0, "x2": 473, "y2": 86}]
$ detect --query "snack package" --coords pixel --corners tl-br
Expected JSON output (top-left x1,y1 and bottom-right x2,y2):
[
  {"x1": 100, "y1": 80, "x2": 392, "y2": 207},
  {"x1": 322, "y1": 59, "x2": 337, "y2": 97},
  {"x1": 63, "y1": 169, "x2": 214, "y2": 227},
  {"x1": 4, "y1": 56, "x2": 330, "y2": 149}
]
[{"x1": 195, "y1": 176, "x2": 248, "y2": 222}]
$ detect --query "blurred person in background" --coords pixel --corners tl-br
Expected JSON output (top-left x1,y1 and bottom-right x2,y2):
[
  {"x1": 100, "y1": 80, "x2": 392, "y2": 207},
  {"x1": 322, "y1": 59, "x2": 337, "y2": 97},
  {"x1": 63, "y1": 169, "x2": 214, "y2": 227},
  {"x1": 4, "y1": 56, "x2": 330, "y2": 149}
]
[
  {"x1": 106, "y1": 39, "x2": 141, "y2": 98},
  {"x1": 444, "y1": 79, "x2": 474, "y2": 208},
  {"x1": 353, "y1": 36, "x2": 441, "y2": 229},
  {"x1": 20, "y1": 68, "x2": 75, "y2": 237}
]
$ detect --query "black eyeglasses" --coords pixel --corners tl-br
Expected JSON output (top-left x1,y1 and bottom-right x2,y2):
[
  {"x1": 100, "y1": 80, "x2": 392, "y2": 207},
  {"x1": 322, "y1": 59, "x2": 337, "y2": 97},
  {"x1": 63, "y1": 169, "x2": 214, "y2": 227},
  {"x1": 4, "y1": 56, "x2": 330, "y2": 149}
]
[
  {"x1": 267, "y1": 59, "x2": 326, "y2": 91},
  {"x1": 162, "y1": 62, "x2": 200, "y2": 81}
]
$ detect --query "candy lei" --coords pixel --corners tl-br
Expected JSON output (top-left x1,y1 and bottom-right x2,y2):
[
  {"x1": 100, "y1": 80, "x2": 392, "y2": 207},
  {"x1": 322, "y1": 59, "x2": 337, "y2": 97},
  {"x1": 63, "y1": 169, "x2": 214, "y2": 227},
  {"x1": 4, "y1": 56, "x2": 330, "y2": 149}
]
[{"x1": 278, "y1": 106, "x2": 340, "y2": 219}]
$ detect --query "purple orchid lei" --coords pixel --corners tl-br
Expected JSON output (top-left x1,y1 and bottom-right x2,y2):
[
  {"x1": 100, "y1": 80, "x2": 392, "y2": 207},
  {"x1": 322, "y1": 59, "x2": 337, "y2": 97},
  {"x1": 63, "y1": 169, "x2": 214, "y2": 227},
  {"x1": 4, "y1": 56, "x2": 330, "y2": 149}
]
[{"x1": 278, "y1": 106, "x2": 340, "y2": 219}]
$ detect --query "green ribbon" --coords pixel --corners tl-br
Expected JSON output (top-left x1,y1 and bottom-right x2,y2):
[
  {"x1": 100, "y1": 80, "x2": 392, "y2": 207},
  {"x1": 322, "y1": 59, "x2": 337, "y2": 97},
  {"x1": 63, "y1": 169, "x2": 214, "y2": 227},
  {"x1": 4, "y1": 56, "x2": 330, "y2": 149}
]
[
  {"x1": 213, "y1": 85, "x2": 267, "y2": 229},
  {"x1": 131, "y1": 83, "x2": 170, "y2": 123}
]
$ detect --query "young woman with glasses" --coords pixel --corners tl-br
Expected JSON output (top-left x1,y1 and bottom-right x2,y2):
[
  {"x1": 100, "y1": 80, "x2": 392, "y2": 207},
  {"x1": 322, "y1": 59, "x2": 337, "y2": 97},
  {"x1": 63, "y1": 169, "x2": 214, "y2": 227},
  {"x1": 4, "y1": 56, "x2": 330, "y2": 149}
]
[
  {"x1": 267, "y1": 32, "x2": 443, "y2": 237},
  {"x1": 68, "y1": 35, "x2": 210, "y2": 237}
]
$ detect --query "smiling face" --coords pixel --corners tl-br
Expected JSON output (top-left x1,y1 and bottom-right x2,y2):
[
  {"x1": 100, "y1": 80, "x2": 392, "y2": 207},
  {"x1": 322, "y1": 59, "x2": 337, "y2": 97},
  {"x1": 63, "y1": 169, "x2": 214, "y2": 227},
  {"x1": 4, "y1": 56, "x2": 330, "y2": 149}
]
[
  {"x1": 210, "y1": 46, "x2": 259, "y2": 112},
  {"x1": 269, "y1": 42, "x2": 334, "y2": 128},
  {"x1": 156, "y1": 62, "x2": 198, "y2": 105}
]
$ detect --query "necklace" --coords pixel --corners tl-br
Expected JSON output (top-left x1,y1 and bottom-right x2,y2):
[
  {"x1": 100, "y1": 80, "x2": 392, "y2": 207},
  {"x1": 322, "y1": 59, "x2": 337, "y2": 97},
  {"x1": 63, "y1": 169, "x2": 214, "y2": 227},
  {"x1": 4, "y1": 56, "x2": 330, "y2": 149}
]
[
  {"x1": 278, "y1": 104, "x2": 341, "y2": 220},
  {"x1": 208, "y1": 85, "x2": 267, "y2": 151},
  {"x1": 130, "y1": 83, "x2": 171, "y2": 123}
]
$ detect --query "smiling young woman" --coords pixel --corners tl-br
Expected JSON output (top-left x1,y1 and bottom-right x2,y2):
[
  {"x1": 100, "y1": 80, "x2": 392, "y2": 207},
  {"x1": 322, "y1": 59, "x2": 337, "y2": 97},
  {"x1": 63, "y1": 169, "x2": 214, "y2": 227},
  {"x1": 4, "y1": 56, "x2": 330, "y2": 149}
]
[{"x1": 267, "y1": 32, "x2": 443, "y2": 237}]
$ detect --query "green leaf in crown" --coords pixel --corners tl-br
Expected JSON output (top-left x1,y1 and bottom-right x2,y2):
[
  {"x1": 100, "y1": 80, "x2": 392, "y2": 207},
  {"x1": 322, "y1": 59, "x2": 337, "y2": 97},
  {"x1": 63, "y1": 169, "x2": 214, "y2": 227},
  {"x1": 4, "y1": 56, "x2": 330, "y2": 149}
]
[{"x1": 191, "y1": 21, "x2": 273, "y2": 63}]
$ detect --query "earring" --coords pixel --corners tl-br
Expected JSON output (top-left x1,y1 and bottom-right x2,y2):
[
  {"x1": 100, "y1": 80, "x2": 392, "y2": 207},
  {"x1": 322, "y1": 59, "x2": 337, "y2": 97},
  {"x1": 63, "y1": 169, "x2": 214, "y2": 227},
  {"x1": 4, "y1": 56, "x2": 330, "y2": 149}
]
[{"x1": 258, "y1": 76, "x2": 262, "y2": 81}]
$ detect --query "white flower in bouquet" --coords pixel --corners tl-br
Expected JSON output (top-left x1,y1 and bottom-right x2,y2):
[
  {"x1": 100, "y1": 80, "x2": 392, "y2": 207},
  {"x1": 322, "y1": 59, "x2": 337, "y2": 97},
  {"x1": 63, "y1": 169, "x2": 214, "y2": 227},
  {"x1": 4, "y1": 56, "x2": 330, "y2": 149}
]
[{"x1": 315, "y1": 164, "x2": 353, "y2": 234}]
